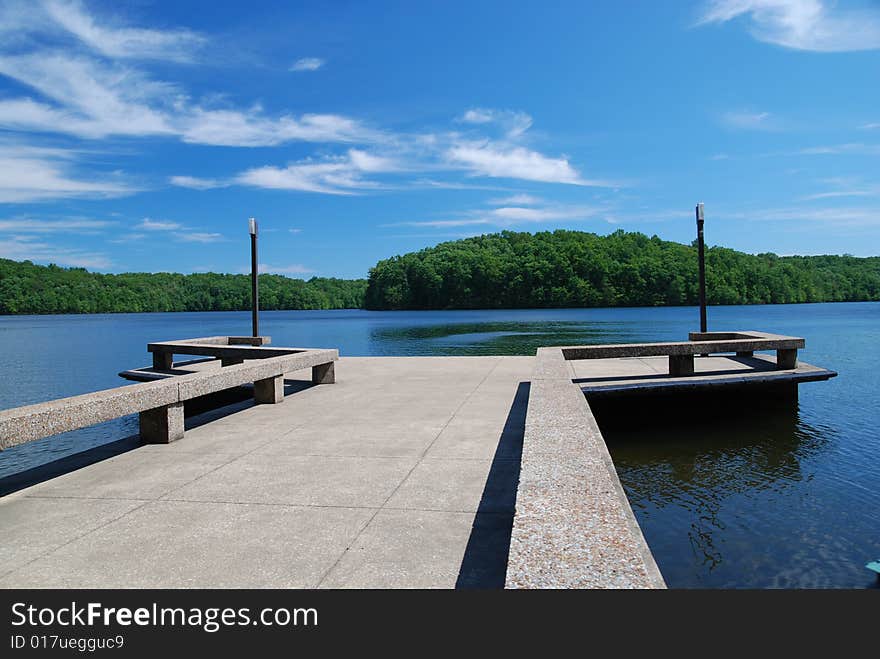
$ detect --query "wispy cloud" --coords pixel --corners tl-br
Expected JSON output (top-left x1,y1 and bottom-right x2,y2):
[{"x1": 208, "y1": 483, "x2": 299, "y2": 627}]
[
  {"x1": 697, "y1": 0, "x2": 880, "y2": 52},
  {"x1": 0, "y1": 8, "x2": 377, "y2": 147},
  {"x1": 173, "y1": 231, "x2": 225, "y2": 243},
  {"x1": 489, "y1": 194, "x2": 542, "y2": 205},
  {"x1": 459, "y1": 108, "x2": 533, "y2": 138},
  {"x1": 169, "y1": 175, "x2": 226, "y2": 190},
  {"x1": 797, "y1": 143, "x2": 880, "y2": 156},
  {"x1": 386, "y1": 201, "x2": 603, "y2": 229},
  {"x1": 446, "y1": 142, "x2": 607, "y2": 186},
  {"x1": 860, "y1": 122, "x2": 880, "y2": 130},
  {"x1": 720, "y1": 110, "x2": 777, "y2": 131},
  {"x1": 717, "y1": 205, "x2": 880, "y2": 228},
  {"x1": 236, "y1": 149, "x2": 398, "y2": 194},
  {"x1": 137, "y1": 218, "x2": 182, "y2": 231},
  {"x1": 0, "y1": 235, "x2": 111, "y2": 268},
  {"x1": 290, "y1": 57, "x2": 324, "y2": 72},
  {"x1": 800, "y1": 177, "x2": 880, "y2": 200},
  {"x1": 0, "y1": 217, "x2": 112, "y2": 233},
  {"x1": 41, "y1": 0, "x2": 204, "y2": 62},
  {"x1": 0, "y1": 142, "x2": 136, "y2": 203},
  {"x1": 258, "y1": 263, "x2": 314, "y2": 274}
]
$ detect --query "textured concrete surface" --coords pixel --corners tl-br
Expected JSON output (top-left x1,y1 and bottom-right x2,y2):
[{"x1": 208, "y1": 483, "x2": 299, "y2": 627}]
[
  {"x1": 506, "y1": 352, "x2": 666, "y2": 589},
  {"x1": 559, "y1": 330, "x2": 804, "y2": 360},
  {"x1": 0, "y1": 356, "x2": 532, "y2": 589},
  {"x1": 0, "y1": 348, "x2": 337, "y2": 449},
  {"x1": 572, "y1": 353, "x2": 836, "y2": 396}
]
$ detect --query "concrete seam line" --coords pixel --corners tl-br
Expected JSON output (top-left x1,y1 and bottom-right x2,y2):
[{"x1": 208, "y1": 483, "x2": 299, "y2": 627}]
[{"x1": 313, "y1": 356, "x2": 507, "y2": 588}]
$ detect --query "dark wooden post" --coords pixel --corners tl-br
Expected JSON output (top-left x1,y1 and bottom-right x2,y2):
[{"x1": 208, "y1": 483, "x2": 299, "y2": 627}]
[
  {"x1": 249, "y1": 217, "x2": 259, "y2": 338},
  {"x1": 696, "y1": 202, "x2": 707, "y2": 333}
]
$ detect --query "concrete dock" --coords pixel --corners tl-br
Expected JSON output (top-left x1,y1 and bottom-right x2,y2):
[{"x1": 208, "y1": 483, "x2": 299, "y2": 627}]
[
  {"x1": 1, "y1": 357, "x2": 533, "y2": 588},
  {"x1": 0, "y1": 343, "x2": 835, "y2": 589}
]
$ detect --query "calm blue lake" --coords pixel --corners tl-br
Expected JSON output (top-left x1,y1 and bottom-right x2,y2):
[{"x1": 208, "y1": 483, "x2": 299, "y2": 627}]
[{"x1": 0, "y1": 303, "x2": 877, "y2": 588}]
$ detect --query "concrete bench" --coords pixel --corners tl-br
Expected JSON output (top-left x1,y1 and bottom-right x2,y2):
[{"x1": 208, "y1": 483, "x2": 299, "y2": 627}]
[
  {"x1": 0, "y1": 345, "x2": 338, "y2": 450},
  {"x1": 148, "y1": 335, "x2": 292, "y2": 368},
  {"x1": 558, "y1": 331, "x2": 805, "y2": 376}
]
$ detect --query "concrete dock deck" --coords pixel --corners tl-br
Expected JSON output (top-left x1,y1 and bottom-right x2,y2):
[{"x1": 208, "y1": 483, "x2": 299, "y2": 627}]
[
  {"x1": 0, "y1": 349, "x2": 834, "y2": 589},
  {"x1": 1, "y1": 356, "x2": 532, "y2": 588}
]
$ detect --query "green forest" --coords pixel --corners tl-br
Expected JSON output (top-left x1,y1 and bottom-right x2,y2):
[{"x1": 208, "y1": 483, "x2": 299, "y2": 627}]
[
  {"x1": 0, "y1": 259, "x2": 366, "y2": 314},
  {"x1": 2, "y1": 229, "x2": 879, "y2": 314},
  {"x1": 364, "y1": 230, "x2": 880, "y2": 309}
]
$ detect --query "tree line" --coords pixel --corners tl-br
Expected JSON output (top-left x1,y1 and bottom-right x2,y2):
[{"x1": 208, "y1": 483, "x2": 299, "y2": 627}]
[
  {"x1": 364, "y1": 230, "x2": 880, "y2": 309},
  {"x1": 0, "y1": 259, "x2": 366, "y2": 314},
  {"x1": 3, "y1": 229, "x2": 879, "y2": 314}
]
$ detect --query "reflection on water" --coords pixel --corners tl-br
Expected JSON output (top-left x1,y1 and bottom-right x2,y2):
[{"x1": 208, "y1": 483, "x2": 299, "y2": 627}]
[
  {"x1": 596, "y1": 392, "x2": 874, "y2": 588},
  {"x1": 370, "y1": 320, "x2": 641, "y2": 355},
  {"x1": 597, "y1": 394, "x2": 827, "y2": 579}
]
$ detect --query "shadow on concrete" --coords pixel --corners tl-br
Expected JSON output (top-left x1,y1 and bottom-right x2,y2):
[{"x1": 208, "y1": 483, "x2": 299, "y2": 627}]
[
  {"x1": 455, "y1": 381, "x2": 529, "y2": 589},
  {"x1": 0, "y1": 379, "x2": 317, "y2": 497},
  {"x1": 0, "y1": 435, "x2": 143, "y2": 497}
]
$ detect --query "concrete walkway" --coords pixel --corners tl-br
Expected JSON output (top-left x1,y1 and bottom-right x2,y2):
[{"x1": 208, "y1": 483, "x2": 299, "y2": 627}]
[{"x1": 0, "y1": 356, "x2": 532, "y2": 588}]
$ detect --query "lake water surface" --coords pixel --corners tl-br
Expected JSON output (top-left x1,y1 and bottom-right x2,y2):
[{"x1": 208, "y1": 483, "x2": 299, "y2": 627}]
[{"x1": 0, "y1": 303, "x2": 877, "y2": 588}]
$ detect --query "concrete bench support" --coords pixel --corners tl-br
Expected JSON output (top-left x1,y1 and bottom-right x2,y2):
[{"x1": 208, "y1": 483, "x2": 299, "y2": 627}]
[
  {"x1": 669, "y1": 354, "x2": 695, "y2": 376},
  {"x1": 152, "y1": 352, "x2": 174, "y2": 370},
  {"x1": 139, "y1": 402, "x2": 184, "y2": 444},
  {"x1": 312, "y1": 361, "x2": 335, "y2": 384},
  {"x1": 777, "y1": 348, "x2": 798, "y2": 370},
  {"x1": 254, "y1": 375, "x2": 284, "y2": 404}
]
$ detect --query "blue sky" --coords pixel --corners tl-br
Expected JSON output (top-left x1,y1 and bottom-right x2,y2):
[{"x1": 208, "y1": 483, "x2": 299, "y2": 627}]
[{"x1": 0, "y1": 0, "x2": 879, "y2": 278}]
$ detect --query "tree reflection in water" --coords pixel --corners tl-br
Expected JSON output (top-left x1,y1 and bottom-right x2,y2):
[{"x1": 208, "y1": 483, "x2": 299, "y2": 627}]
[{"x1": 596, "y1": 390, "x2": 834, "y2": 587}]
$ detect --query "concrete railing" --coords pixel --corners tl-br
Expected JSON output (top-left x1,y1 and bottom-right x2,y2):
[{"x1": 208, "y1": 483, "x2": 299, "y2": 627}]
[
  {"x1": 0, "y1": 338, "x2": 338, "y2": 450},
  {"x1": 557, "y1": 331, "x2": 805, "y2": 376}
]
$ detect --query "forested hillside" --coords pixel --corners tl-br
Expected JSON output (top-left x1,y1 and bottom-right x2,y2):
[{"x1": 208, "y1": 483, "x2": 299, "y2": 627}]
[
  {"x1": 0, "y1": 259, "x2": 366, "y2": 314},
  {"x1": 364, "y1": 230, "x2": 880, "y2": 309},
  {"x1": 3, "y1": 230, "x2": 879, "y2": 314}
]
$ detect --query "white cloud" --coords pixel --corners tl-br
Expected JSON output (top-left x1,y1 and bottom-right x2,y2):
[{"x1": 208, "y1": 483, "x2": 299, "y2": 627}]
[
  {"x1": 718, "y1": 205, "x2": 880, "y2": 227},
  {"x1": 42, "y1": 0, "x2": 204, "y2": 62},
  {"x1": 460, "y1": 108, "x2": 533, "y2": 138},
  {"x1": 0, "y1": 235, "x2": 111, "y2": 268},
  {"x1": 0, "y1": 16, "x2": 375, "y2": 147},
  {"x1": 109, "y1": 232, "x2": 146, "y2": 243},
  {"x1": 169, "y1": 175, "x2": 225, "y2": 190},
  {"x1": 258, "y1": 263, "x2": 314, "y2": 274},
  {"x1": 800, "y1": 177, "x2": 880, "y2": 200},
  {"x1": 698, "y1": 0, "x2": 880, "y2": 52},
  {"x1": 388, "y1": 202, "x2": 603, "y2": 229},
  {"x1": 0, "y1": 143, "x2": 135, "y2": 202},
  {"x1": 488, "y1": 194, "x2": 542, "y2": 205},
  {"x1": 179, "y1": 109, "x2": 376, "y2": 147},
  {"x1": 720, "y1": 110, "x2": 776, "y2": 130},
  {"x1": 290, "y1": 57, "x2": 324, "y2": 72},
  {"x1": 0, "y1": 52, "x2": 376, "y2": 145},
  {"x1": 173, "y1": 231, "x2": 224, "y2": 243},
  {"x1": 806, "y1": 143, "x2": 880, "y2": 155},
  {"x1": 137, "y1": 218, "x2": 182, "y2": 231},
  {"x1": 0, "y1": 218, "x2": 112, "y2": 232},
  {"x1": 236, "y1": 149, "x2": 398, "y2": 194},
  {"x1": 135, "y1": 218, "x2": 227, "y2": 243},
  {"x1": 447, "y1": 142, "x2": 604, "y2": 186},
  {"x1": 489, "y1": 206, "x2": 596, "y2": 222}
]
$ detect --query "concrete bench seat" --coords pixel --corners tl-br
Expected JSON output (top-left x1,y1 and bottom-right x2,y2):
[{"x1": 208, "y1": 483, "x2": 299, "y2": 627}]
[
  {"x1": 558, "y1": 331, "x2": 805, "y2": 376},
  {"x1": 0, "y1": 342, "x2": 338, "y2": 450}
]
